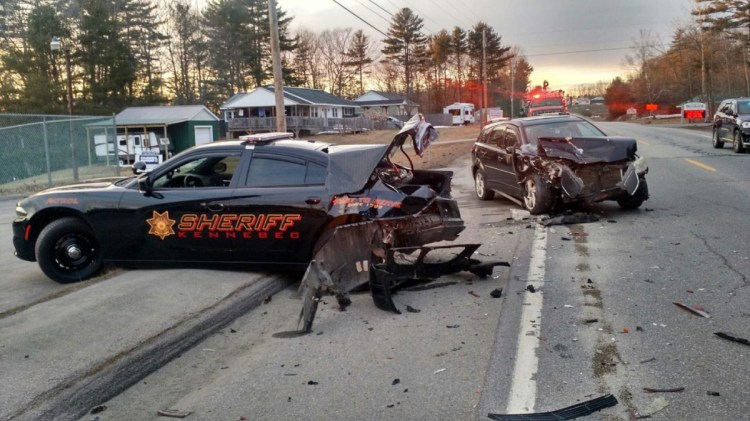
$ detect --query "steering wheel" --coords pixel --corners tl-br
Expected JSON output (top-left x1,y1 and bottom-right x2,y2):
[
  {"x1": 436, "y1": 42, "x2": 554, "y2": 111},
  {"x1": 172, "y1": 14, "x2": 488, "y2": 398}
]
[{"x1": 183, "y1": 174, "x2": 204, "y2": 188}]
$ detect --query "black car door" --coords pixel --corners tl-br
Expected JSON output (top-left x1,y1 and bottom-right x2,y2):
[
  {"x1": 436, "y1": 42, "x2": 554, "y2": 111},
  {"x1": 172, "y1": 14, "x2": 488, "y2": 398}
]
[
  {"x1": 116, "y1": 149, "x2": 242, "y2": 263},
  {"x1": 229, "y1": 152, "x2": 330, "y2": 265},
  {"x1": 476, "y1": 126, "x2": 505, "y2": 191},
  {"x1": 496, "y1": 126, "x2": 524, "y2": 196}
]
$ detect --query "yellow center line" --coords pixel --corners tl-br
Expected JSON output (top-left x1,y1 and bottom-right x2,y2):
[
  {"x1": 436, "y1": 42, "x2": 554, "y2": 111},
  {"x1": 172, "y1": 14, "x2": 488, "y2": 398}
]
[
  {"x1": 638, "y1": 140, "x2": 650, "y2": 146},
  {"x1": 685, "y1": 158, "x2": 717, "y2": 172}
]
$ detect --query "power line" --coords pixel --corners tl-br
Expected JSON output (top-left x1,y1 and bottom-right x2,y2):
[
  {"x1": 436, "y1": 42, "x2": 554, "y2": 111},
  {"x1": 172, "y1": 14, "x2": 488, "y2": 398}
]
[
  {"x1": 331, "y1": 0, "x2": 388, "y2": 37},
  {"x1": 355, "y1": 0, "x2": 392, "y2": 25}
]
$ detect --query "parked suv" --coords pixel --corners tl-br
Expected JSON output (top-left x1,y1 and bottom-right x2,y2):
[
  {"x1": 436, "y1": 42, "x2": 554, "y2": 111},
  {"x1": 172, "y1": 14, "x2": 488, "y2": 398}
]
[
  {"x1": 471, "y1": 115, "x2": 649, "y2": 214},
  {"x1": 712, "y1": 98, "x2": 750, "y2": 153}
]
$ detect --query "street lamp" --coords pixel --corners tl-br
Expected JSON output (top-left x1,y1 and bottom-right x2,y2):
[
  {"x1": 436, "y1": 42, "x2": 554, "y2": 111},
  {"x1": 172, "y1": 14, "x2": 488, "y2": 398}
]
[{"x1": 50, "y1": 36, "x2": 78, "y2": 182}]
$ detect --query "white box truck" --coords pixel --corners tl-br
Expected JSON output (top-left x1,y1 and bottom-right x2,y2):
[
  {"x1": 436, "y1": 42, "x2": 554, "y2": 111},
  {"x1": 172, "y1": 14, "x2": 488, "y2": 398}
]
[
  {"x1": 443, "y1": 102, "x2": 476, "y2": 125},
  {"x1": 94, "y1": 132, "x2": 170, "y2": 166}
]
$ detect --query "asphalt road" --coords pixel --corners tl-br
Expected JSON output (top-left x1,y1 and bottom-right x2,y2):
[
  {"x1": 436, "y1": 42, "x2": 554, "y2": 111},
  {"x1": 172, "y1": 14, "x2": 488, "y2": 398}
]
[{"x1": 3, "y1": 122, "x2": 749, "y2": 420}]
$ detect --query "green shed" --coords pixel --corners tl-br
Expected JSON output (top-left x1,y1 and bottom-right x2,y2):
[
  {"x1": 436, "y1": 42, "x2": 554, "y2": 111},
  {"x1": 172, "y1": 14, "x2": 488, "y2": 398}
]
[{"x1": 87, "y1": 105, "x2": 220, "y2": 155}]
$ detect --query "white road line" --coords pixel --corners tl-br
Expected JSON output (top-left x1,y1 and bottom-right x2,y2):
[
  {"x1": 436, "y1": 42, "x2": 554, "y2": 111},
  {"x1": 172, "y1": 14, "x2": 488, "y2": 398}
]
[{"x1": 506, "y1": 223, "x2": 547, "y2": 413}]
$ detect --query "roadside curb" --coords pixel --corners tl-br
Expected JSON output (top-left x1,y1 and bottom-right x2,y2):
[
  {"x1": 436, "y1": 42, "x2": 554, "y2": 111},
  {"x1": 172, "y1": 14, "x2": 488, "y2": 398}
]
[{"x1": 15, "y1": 275, "x2": 294, "y2": 421}]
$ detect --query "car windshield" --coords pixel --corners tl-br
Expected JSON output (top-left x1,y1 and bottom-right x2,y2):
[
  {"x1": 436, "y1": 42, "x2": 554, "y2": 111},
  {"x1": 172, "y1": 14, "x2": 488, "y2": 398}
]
[
  {"x1": 738, "y1": 101, "x2": 750, "y2": 114},
  {"x1": 523, "y1": 120, "x2": 607, "y2": 146}
]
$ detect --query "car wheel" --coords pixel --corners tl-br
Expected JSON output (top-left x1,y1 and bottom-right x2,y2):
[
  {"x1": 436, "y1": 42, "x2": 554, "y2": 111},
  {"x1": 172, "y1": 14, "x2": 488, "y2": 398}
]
[
  {"x1": 35, "y1": 217, "x2": 103, "y2": 283},
  {"x1": 523, "y1": 175, "x2": 552, "y2": 215},
  {"x1": 474, "y1": 170, "x2": 494, "y2": 200},
  {"x1": 733, "y1": 131, "x2": 745, "y2": 153},
  {"x1": 617, "y1": 178, "x2": 649, "y2": 210},
  {"x1": 712, "y1": 128, "x2": 724, "y2": 148}
]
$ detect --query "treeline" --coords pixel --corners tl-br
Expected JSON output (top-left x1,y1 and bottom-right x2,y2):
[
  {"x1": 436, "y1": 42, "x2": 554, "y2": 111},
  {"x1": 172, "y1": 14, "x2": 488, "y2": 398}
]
[
  {"x1": 0, "y1": 0, "x2": 531, "y2": 116},
  {"x1": 605, "y1": 0, "x2": 750, "y2": 118}
]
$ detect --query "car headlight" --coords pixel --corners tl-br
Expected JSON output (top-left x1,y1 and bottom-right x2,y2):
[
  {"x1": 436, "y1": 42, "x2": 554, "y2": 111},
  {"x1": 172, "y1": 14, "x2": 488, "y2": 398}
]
[
  {"x1": 741, "y1": 121, "x2": 750, "y2": 129},
  {"x1": 633, "y1": 157, "x2": 648, "y2": 176}
]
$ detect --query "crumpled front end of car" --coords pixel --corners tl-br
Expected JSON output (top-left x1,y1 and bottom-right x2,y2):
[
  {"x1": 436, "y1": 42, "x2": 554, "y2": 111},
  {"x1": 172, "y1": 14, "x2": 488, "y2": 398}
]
[{"x1": 523, "y1": 136, "x2": 649, "y2": 204}]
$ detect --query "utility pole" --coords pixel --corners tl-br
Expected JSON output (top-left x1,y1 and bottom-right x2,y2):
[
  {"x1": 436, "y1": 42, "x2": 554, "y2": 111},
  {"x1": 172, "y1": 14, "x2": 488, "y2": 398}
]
[
  {"x1": 268, "y1": 0, "x2": 286, "y2": 132},
  {"x1": 482, "y1": 29, "x2": 488, "y2": 127},
  {"x1": 510, "y1": 58, "x2": 515, "y2": 118}
]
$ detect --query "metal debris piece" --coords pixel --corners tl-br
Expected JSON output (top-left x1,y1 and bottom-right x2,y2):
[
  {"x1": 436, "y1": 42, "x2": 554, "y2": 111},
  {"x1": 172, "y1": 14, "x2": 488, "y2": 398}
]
[
  {"x1": 643, "y1": 387, "x2": 684, "y2": 393},
  {"x1": 715, "y1": 332, "x2": 750, "y2": 347},
  {"x1": 673, "y1": 302, "x2": 710, "y2": 318},
  {"x1": 157, "y1": 409, "x2": 192, "y2": 418},
  {"x1": 488, "y1": 393, "x2": 618, "y2": 420}
]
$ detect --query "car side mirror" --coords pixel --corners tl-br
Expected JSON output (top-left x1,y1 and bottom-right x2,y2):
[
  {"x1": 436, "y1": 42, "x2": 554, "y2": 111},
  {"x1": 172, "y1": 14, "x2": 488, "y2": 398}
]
[
  {"x1": 132, "y1": 161, "x2": 147, "y2": 175},
  {"x1": 138, "y1": 176, "x2": 152, "y2": 193}
]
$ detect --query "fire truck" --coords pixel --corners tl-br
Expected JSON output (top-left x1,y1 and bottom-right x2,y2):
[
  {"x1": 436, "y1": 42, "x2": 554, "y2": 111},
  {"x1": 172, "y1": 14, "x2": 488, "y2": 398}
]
[{"x1": 521, "y1": 80, "x2": 568, "y2": 116}]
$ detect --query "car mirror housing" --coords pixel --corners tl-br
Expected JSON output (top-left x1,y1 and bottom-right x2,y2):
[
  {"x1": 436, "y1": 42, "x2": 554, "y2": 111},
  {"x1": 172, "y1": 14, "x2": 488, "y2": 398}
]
[
  {"x1": 132, "y1": 161, "x2": 147, "y2": 175},
  {"x1": 137, "y1": 176, "x2": 152, "y2": 193}
]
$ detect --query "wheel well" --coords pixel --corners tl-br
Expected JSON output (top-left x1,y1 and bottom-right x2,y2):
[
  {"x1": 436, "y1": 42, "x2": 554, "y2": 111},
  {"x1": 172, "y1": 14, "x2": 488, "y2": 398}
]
[{"x1": 28, "y1": 210, "x2": 90, "y2": 250}]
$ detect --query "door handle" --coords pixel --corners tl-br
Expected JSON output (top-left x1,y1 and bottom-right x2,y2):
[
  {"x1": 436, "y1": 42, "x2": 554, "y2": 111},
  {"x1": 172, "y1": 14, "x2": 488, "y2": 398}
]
[
  {"x1": 202, "y1": 202, "x2": 225, "y2": 212},
  {"x1": 305, "y1": 197, "x2": 321, "y2": 205}
]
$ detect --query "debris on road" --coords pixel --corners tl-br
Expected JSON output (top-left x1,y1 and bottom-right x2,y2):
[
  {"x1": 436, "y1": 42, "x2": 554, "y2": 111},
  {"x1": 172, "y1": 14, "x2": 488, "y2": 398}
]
[
  {"x1": 714, "y1": 331, "x2": 750, "y2": 347},
  {"x1": 526, "y1": 285, "x2": 537, "y2": 293},
  {"x1": 490, "y1": 288, "x2": 503, "y2": 298},
  {"x1": 446, "y1": 324, "x2": 460, "y2": 328},
  {"x1": 707, "y1": 391, "x2": 721, "y2": 396},
  {"x1": 639, "y1": 357, "x2": 656, "y2": 364},
  {"x1": 468, "y1": 290, "x2": 481, "y2": 298},
  {"x1": 405, "y1": 305, "x2": 421, "y2": 313},
  {"x1": 673, "y1": 302, "x2": 710, "y2": 318},
  {"x1": 157, "y1": 409, "x2": 192, "y2": 418},
  {"x1": 90, "y1": 405, "x2": 107, "y2": 414},
  {"x1": 542, "y1": 212, "x2": 600, "y2": 227},
  {"x1": 584, "y1": 318, "x2": 599, "y2": 324},
  {"x1": 392, "y1": 378, "x2": 400, "y2": 385},
  {"x1": 307, "y1": 380, "x2": 319, "y2": 385},
  {"x1": 639, "y1": 397, "x2": 669, "y2": 418},
  {"x1": 487, "y1": 393, "x2": 618, "y2": 420},
  {"x1": 643, "y1": 387, "x2": 685, "y2": 393},
  {"x1": 433, "y1": 368, "x2": 446, "y2": 374}
]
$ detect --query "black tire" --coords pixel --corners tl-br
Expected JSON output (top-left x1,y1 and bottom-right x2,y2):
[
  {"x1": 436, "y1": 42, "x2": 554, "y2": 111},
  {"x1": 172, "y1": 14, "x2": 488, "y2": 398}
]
[
  {"x1": 712, "y1": 128, "x2": 724, "y2": 149},
  {"x1": 35, "y1": 217, "x2": 103, "y2": 283},
  {"x1": 474, "y1": 169, "x2": 494, "y2": 200},
  {"x1": 733, "y1": 131, "x2": 745, "y2": 153},
  {"x1": 522, "y1": 175, "x2": 552, "y2": 215},
  {"x1": 617, "y1": 178, "x2": 649, "y2": 210}
]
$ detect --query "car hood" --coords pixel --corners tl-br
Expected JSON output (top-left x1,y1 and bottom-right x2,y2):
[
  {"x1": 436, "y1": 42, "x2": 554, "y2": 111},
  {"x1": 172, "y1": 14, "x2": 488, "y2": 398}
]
[
  {"x1": 42, "y1": 181, "x2": 115, "y2": 193},
  {"x1": 326, "y1": 114, "x2": 438, "y2": 195},
  {"x1": 532, "y1": 136, "x2": 637, "y2": 164}
]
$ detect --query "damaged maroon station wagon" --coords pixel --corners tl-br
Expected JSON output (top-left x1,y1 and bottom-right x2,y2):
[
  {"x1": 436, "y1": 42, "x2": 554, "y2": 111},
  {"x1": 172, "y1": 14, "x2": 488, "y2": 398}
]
[{"x1": 471, "y1": 114, "x2": 649, "y2": 214}]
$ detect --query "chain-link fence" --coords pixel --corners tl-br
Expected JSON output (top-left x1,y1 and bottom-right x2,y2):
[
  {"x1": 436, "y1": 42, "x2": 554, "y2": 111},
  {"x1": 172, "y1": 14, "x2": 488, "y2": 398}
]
[{"x1": 0, "y1": 113, "x2": 126, "y2": 195}]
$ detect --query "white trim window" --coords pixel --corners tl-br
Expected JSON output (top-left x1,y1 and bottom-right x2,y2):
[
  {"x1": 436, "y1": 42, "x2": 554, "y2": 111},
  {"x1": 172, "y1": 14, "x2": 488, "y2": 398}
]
[{"x1": 332, "y1": 108, "x2": 339, "y2": 117}]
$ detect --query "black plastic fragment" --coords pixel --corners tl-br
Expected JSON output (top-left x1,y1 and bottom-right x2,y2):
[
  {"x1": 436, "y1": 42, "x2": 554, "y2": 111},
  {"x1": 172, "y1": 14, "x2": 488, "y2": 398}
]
[
  {"x1": 487, "y1": 394, "x2": 618, "y2": 421},
  {"x1": 490, "y1": 288, "x2": 503, "y2": 298},
  {"x1": 715, "y1": 332, "x2": 750, "y2": 347},
  {"x1": 526, "y1": 285, "x2": 537, "y2": 293}
]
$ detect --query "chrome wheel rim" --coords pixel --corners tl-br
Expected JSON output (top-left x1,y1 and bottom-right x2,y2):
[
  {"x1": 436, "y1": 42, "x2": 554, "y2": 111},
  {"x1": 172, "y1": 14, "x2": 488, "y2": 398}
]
[{"x1": 475, "y1": 172, "x2": 485, "y2": 197}]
